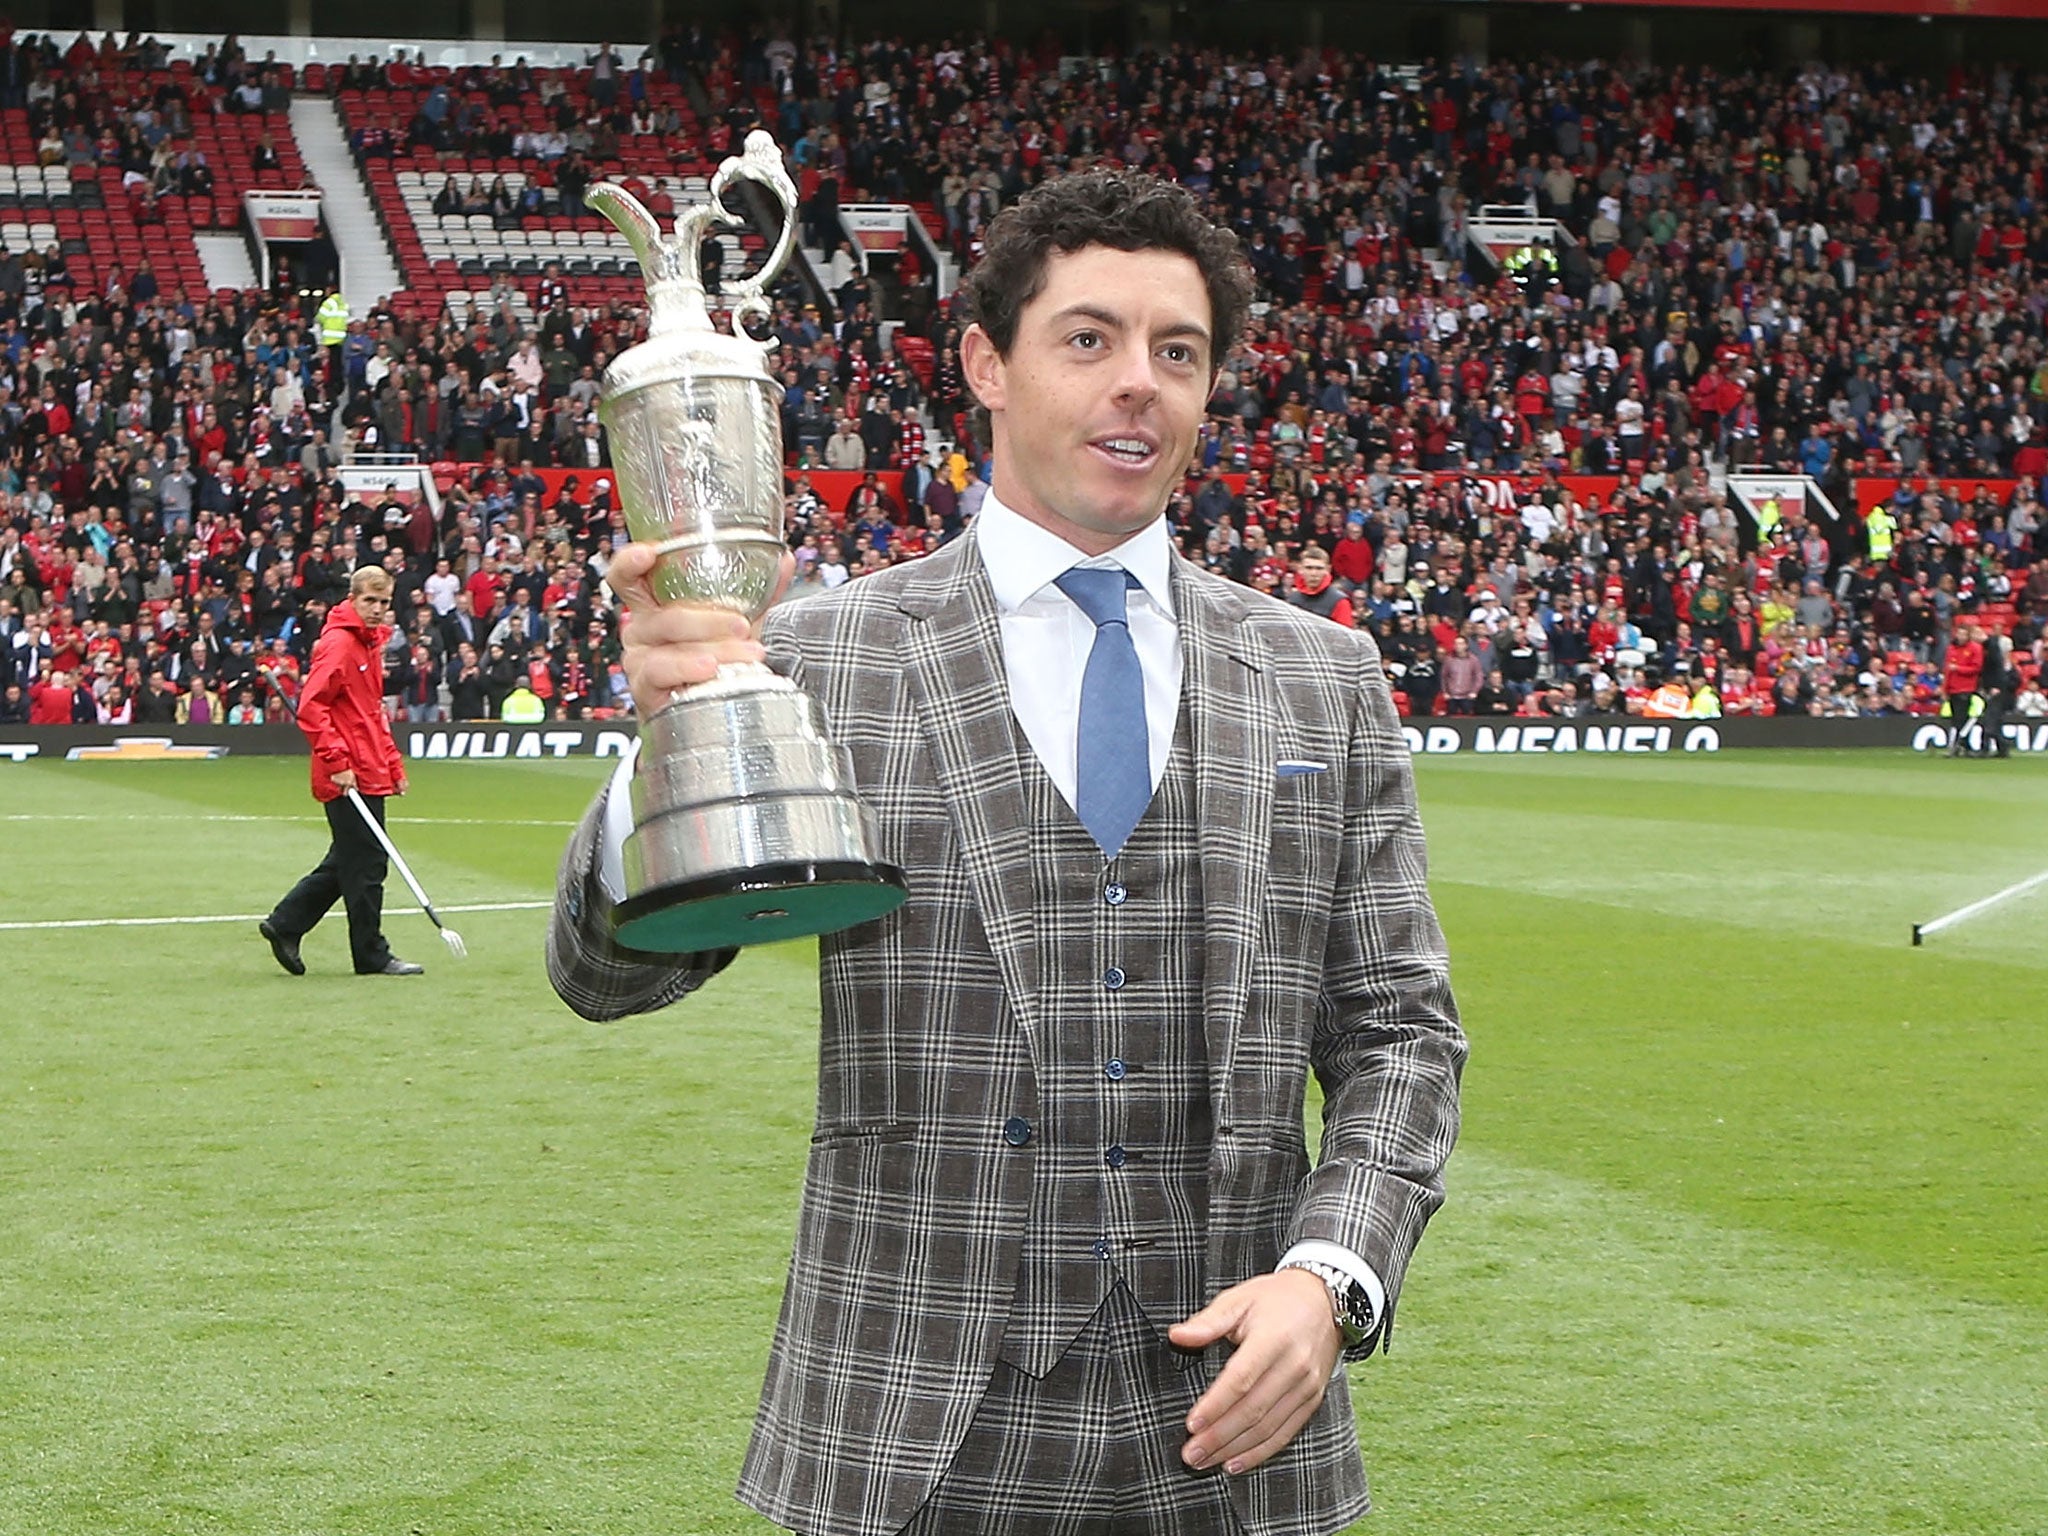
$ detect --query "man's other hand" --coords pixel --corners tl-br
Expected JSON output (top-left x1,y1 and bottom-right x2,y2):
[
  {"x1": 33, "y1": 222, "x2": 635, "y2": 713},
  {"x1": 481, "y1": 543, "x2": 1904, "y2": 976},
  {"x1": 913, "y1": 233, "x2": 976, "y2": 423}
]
[
  {"x1": 1169, "y1": 1269, "x2": 1343, "y2": 1476},
  {"x1": 332, "y1": 768, "x2": 357, "y2": 791},
  {"x1": 607, "y1": 542, "x2": 795, "y2": 720}
]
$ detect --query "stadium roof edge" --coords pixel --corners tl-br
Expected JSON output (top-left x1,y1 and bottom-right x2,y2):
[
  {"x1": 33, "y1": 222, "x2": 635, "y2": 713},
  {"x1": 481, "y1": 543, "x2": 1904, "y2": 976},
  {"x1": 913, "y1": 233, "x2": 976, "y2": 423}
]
[{"x1": 11, "y1": 31, "x2": 624, "y2": 71}]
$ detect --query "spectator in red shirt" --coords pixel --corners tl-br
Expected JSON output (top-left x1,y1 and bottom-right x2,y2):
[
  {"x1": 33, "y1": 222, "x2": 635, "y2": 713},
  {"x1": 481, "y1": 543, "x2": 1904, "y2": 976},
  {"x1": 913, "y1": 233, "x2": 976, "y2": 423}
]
[
  {"x1": 1330, "y1": 519, "x2": 1376, "y2": 595},
  {"x1": 465, "y1": 564, "x2": 503, "y2": 625},
  {"x1": 45, "y1": 608, "x2": 84, "y2": 673},
  {"x1": 1427, "y1": 86, "x2": 1458, "y2": 156},
  {"x1": 29, "y1": 669, "x2": 74, "y2": 724},
  {"x1": 1721, "y1": 666, "x2": 1762, "y2": 716}
]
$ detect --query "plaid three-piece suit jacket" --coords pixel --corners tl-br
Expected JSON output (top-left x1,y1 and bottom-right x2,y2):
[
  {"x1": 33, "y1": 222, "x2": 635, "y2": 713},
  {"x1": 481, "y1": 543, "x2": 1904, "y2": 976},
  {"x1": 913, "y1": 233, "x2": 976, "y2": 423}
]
[{"x1": 547, "y1": 528, "x2": 1466, "y2": 1536}]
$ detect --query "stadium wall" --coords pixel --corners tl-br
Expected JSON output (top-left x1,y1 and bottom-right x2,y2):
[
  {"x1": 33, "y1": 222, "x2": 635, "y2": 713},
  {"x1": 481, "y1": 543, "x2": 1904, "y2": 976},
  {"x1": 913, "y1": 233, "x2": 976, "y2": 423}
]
[{"x1": 7, "y1": 717, "x2": 2043, "y2": 763}]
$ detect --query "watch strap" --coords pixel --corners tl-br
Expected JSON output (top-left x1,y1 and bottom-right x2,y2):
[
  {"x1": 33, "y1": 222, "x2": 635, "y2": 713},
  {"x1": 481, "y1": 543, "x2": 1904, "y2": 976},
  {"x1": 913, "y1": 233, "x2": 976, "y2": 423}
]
[{"x1": 1281, "y1": 1257, "x2": 1377, "y2": 1349}]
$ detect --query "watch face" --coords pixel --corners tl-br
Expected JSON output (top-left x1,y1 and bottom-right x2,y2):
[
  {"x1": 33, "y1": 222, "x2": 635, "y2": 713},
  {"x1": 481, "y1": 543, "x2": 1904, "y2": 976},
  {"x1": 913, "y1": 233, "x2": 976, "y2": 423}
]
[
  {"x1": 1336, "y1": 1279, "x2": 1374, "y2": 1339},
  {"x1": 1346, "y1": 1285, "x2": 1374, "y2": 1328}
]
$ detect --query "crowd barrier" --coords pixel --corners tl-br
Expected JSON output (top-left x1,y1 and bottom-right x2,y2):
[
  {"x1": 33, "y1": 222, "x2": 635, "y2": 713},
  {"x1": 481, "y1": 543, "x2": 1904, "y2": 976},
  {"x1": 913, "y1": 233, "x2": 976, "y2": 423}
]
[{"x1": 6, "y1": 717, "x2": 2045, "y2": 763}]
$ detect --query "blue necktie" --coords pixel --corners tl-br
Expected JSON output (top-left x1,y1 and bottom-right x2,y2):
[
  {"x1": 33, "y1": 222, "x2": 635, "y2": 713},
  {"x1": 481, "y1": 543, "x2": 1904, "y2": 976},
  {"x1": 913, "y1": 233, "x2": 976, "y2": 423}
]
[{"x1": 1054, "y1": 566, "x2": 1150, "y2": 859}]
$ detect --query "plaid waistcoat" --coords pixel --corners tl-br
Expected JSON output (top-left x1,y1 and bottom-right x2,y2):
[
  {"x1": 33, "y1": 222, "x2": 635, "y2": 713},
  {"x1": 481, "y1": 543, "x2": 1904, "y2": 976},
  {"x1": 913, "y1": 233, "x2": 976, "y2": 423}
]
[{"x1": 998, "y1": 717, "x2": 1212, "y2": 1377}]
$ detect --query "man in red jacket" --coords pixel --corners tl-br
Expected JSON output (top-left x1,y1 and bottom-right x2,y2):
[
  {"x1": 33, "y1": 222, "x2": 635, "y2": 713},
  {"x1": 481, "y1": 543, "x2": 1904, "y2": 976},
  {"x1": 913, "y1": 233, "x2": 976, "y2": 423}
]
[
  {"x1": 1282, "y1": 543, "x2": 1355, "y2": 628},
  {"x1": 1942, "y1": 621, "x2": 1986, "y2": 756},
  {"x1": 261, "y1": 567, "x2": 422, "y2": 976}
]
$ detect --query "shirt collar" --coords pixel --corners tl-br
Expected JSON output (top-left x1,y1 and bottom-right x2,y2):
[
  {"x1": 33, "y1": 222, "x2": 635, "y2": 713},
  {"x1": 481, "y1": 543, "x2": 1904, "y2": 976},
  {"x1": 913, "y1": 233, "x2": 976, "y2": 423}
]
[{"x1": 974, "y1": 491, "x2": 1176, "y2": 620}]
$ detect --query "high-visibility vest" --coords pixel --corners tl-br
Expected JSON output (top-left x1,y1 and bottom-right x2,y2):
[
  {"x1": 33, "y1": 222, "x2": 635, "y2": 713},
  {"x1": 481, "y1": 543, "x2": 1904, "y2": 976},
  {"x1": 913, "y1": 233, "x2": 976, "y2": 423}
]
[
  {"x1": 1754, "y1": 495, "x2": 1782, "y2": 541},
  {"x1": 1643, "y1": 682, "x2": 1691, "y2": 717},
  {"x1": 1866, "y1": 507, "x2": 1896, "y2": 562},
  {"x1": 317, "y1": 293, "x2": 350, "y2": 346},
  {"x1": 500, "y1": 686, "x2": 546, "y2": 722},
  {"x1": 1686, "y1": 685, "x2": 1722, "y2": 719}
]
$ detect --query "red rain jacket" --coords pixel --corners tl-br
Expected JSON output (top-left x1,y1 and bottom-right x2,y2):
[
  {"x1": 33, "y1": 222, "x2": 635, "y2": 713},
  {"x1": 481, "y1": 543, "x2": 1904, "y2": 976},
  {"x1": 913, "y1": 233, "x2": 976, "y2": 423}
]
[{"x1": 298, "y1": 599, "x2": 405, "y2": 802}]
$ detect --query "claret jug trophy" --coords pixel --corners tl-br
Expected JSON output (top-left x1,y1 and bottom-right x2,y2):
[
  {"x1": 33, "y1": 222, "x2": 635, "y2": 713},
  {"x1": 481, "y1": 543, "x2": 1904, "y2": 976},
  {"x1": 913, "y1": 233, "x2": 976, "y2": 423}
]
[{"x1": 589, "y1": 132, "x2": 907, "y2": 952}]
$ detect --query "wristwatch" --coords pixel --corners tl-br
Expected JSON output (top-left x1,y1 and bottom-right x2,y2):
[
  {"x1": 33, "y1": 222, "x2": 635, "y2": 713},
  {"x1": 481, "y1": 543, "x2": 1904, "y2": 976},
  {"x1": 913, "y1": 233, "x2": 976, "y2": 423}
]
[{"x1": 1283, "y1": 1259, "x2": 1378, "y2": 1350}]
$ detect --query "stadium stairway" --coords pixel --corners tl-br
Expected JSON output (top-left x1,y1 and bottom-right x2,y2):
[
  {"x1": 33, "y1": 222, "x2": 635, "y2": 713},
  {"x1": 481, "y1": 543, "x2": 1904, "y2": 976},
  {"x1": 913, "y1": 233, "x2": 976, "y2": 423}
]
[
  {"x1": 291, "y1": 95, "x2": 403, "y2": 313},
  {"x1": 194, "y1": 230, "x2": 259, "y2": 291}
]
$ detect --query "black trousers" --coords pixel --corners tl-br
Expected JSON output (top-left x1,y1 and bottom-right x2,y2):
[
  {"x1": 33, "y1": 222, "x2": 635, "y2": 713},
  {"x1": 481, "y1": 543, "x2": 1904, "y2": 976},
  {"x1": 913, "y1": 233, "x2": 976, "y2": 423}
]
[
  {"x1": 269, "y1": 795, "x2": 394, "y2": 973},
  {"x1": 1977, "y1": 691, "x2": 2011, "y2": 756},
  {"x1": 1946, "y1": 692, "x2": 1980, "y2": 752}
]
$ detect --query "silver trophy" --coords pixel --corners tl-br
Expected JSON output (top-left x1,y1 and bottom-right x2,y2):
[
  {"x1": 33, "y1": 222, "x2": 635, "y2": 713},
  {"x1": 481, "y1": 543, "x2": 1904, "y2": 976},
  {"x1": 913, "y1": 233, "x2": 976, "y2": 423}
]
[{"x1": 591, "y1": 133, "x2": 906, "y2": 953}]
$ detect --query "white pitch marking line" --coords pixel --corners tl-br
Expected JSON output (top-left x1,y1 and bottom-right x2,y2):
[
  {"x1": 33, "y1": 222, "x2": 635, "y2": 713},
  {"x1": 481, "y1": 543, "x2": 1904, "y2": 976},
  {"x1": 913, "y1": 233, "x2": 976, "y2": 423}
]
[
  {"x1": 1913, "y1": 866, "x2": 2048, "y2": 945},
  {"x1": 0, "y1": 814, "x2": 578, "y2": 827},
  {"x1": 0, "y1": 901, "x2": 553, "y2": 932}
]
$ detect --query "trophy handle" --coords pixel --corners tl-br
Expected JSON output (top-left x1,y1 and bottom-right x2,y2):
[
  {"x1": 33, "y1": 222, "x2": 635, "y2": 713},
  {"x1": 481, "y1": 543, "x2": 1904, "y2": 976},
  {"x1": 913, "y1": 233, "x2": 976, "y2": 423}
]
[
  {"x1": 707, "y1": 130, "x2": 799, "y2": 337},
  {"x1": 590, "y1": 130, "x2": 796, "y2": 345}
]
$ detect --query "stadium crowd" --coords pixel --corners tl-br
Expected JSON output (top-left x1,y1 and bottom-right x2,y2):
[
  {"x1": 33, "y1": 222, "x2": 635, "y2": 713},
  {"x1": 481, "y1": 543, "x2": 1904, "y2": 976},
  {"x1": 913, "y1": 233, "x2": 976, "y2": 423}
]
[{"x1": 3, "y1": 29, "x2": 2047, "y2": 732}]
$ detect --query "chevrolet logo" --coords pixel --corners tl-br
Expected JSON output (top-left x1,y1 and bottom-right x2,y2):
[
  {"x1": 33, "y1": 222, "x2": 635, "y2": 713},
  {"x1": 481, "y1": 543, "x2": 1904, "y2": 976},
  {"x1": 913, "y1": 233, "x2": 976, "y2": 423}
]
[{"x1": 65, "y1": 737, "x2": 231, "y2": 761}]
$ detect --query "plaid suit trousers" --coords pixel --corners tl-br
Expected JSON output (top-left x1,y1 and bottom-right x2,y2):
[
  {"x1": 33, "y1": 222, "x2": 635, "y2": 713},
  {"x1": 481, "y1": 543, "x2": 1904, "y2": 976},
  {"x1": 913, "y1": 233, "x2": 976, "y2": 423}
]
[{"x1": 891, "y1": 1285, "x2": 1244, "y2": 1536}]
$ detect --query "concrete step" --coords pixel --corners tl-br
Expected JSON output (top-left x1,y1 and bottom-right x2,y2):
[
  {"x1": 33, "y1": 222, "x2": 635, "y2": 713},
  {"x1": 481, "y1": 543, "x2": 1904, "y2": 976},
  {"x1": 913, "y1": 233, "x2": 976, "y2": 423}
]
[{"x1": 194, "y1": 231, "x2": 258, "y2": 292}]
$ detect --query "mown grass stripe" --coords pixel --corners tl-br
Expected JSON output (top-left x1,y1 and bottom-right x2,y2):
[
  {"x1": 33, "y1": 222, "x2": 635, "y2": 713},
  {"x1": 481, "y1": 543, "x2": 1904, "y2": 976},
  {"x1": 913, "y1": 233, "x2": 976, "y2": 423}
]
[{"x1": 1373, "y1": 1147, "x2": 2048, "y2": 1535}]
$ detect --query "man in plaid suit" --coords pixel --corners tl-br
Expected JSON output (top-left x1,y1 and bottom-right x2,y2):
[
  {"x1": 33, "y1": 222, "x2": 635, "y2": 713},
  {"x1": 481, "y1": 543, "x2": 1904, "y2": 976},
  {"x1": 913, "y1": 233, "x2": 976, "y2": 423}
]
[{"x1": 548, "y1": 171, "x2": 1465, "y2": 1536}]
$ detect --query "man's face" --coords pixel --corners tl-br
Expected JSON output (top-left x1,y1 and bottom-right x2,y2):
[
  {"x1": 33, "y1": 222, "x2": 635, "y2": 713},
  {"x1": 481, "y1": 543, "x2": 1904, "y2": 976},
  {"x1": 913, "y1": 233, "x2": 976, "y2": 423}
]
[{"x1": 962, "y1": 244, "x2": 1213, "y2": 555}]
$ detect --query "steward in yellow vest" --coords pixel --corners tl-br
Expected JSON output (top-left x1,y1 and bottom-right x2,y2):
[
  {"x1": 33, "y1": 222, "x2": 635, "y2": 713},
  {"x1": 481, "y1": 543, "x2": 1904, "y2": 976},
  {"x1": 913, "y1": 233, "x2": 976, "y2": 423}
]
[
  {"x1": 500, "y1": 685, "x2": 546, "y2": 722},
  {"x1": 317, "y1": 290, "x2": 350, "y2": 346}
]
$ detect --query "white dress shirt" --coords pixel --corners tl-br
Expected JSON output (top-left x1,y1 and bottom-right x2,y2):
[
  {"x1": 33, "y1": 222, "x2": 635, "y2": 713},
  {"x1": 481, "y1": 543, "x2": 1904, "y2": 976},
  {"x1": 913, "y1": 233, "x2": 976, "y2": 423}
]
[{"x1": 973, "y1": 490, "x2": 1179, "y2": 808}]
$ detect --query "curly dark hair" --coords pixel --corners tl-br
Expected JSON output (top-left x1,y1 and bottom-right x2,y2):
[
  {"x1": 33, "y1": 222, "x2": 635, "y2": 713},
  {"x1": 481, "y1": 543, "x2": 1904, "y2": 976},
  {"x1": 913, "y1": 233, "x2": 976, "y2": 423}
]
[{"x1": 958, "y1": 169, "x2": 1254, "y2": 370}]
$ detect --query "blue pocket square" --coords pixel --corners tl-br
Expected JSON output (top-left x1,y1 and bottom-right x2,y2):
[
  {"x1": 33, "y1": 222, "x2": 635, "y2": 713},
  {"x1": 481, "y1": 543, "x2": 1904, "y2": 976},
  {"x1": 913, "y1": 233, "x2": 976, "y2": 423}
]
[{"x1": 1276, "y1": 759, "x2": 1328, "y2": 778}]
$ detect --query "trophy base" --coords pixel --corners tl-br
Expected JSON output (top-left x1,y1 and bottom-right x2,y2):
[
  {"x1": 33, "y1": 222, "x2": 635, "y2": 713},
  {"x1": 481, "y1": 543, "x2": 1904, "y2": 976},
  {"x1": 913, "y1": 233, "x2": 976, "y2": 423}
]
[
  {"x1": 615, "y1": 667, "x2": 907, "y2": 952},
  {"x1": 612, "y1": 858, "x2": 908, "y2": 953}
]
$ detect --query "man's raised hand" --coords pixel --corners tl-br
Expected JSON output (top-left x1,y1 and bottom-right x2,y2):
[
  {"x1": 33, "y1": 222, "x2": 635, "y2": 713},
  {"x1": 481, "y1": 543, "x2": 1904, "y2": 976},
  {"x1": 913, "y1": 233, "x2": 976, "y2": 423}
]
[{"x1": 607, "y1": 542, "x2": 794, "y2": 719}]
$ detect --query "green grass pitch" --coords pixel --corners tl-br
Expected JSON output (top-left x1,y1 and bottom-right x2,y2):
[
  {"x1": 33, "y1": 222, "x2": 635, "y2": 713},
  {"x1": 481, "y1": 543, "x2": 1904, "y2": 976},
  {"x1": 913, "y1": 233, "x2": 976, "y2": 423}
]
[{"x1": 2, "y1": 750, "x2": 2043, "y2": 1534}]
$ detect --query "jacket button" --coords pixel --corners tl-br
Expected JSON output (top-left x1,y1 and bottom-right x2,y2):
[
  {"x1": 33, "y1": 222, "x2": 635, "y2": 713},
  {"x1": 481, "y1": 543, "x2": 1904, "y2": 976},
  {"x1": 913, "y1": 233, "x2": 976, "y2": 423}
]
[
  {"x1": 1103, "y1": 966, "x2": 1125, "y2": 990},
  {"x1": 1003, "y1": 1116, "x2": 1033, "y2": 1147},
  {"x1": 1092, "y1": 1237, "x2": 1113, "y2": 1260},
  {"x1": 1103, "y1": 881, "x2": 1127, "y2": 906},
  {"x1": 1104, "y1": 1058, "x2": 1126, "y2": 1082},
  {"x1": 1105, "y1": 1145, "x2": 1127, "y2": 1169}
]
